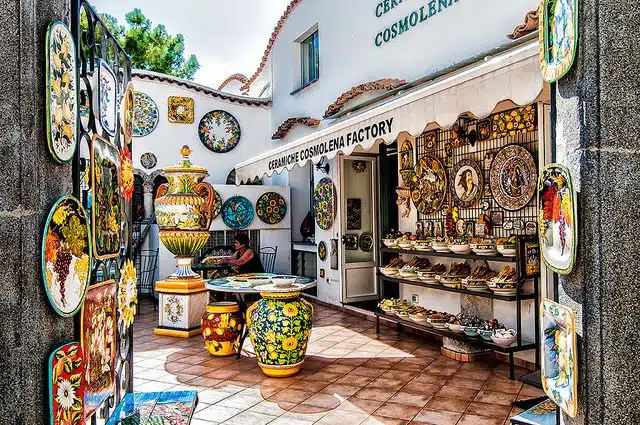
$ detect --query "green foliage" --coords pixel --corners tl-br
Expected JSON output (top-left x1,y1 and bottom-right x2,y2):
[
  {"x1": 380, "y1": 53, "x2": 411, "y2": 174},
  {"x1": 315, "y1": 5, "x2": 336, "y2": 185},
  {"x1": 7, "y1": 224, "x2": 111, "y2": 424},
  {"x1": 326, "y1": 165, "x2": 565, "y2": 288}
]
[{"x1": 100, "y1": 8, "x2": 200, "y2": 80}]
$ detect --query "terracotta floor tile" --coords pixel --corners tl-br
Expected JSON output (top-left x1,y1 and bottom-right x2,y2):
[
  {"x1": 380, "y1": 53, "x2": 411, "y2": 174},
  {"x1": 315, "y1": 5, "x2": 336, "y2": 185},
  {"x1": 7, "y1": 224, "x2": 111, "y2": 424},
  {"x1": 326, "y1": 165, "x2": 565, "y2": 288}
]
[
  {"x1": 457, "y1": 414, "x2": 505, "y2": 425},
  {"x1": 474, "y1": 390, "x2": 517, "y2": 406},
  {"x1": 322, "y1": 363, "x2": 357, "y2": 375},
  {"x1": 198, "y1": 389, "x2": 234, "y2": 404},
  {"x1": 400, "y1": 382, "x2": 441, "y2": 396},
  {"x1": 368, "y1": 378, "x2": 406, "y2": 391},
  {"x1": 374, "y1": 401, "x2": 421, "y2": 421},
  {"x1": 304, "y1": 371, "x2": 344, "y2": 383},
  {"x1": 353, "y1": 387, "x2": 397, "y2": 402},
  {"x1": 362, "y1": 415, "x2": 409, "y2": 425},
  {"x1": 481, "y1": 377, "x2": 523, "y2": 394},
  {"x1": 289, "y1": 403, "x2": 332, "y2": 416},
  {"x1": 387, "y1": 391, "x2": 432, "y2": 408},
  {"x1": 411, "y1": 408, "x2": 462, "y2": 425},
  {"x1": 435, "y1": 385, "x2": 478, "y2": 401},
  {"x1": 410, "y1": 373, "x2": 450, "y2": 386},
  {"x1": 335, "y1": 374, "x2": 375, "y2": 387},
  {"x1": 216, "y1": 393, "x2": 263, "y2": 410},
  {"x1": 320, "y1": 383, "x2": 362, "y2": 397},
  {"x1": 221, "y1": 411, "x2": 276, "y2": 425},
  {"x1": 193, "y1": 405, "x2": 242, "y2": 423},
  {"x1": 424, "y1": 396, "x2": 471, "y2": 413},
  {"x1": 445, "y1": 377, "x2": 486, "y2": 390},
  {"x1": 301, "y1": 393, "x2": 345, "y2": 409},
  {"x1": 335, "y1": 357, "x2": 370, "y2": 367},
  {"x1": 465, "y1": 401, "x2": 512, "y2": 418},
  {"x1": 338, "y1": 397, "x2": 385, "y2": 414},
  {"x1": 350, "y1": 366, "x2": 388, "y2": 377},
  {"x1": 316, "y1": 410, "x2": 369, "y2": 425},
  {"x1": 268, "y1": 389, "x2": 316, "y2": 404},
  {"x1": 206, "y1": 369, "x2": 243, "y2": 380},
  {"x1": 380, "y1": 370, "x2": 418, "y2": 382},
  {"x1": 364, "y1": 358, "x2": 400, "y2": 369},
  {"x1": 288, "y1": 378, "x2": 330, "y2": 392},
  {"x1": 519, "y1": 384, "x2": 546, "y2": 398}
]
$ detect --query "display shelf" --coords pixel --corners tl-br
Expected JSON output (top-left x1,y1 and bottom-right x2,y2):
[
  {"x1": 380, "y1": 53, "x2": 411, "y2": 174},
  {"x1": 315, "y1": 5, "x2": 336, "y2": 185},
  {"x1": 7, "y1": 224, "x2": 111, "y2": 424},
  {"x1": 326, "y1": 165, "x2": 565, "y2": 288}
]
[
  {"x1": 380, "y1": 247, "x2": 516, "y2": 263},
  {"x1": 378, "y1": 274, "x2": 535, "y2": 302},
  {"x1": 374, "y1": 310, "x2": 536, "y2": 353}
]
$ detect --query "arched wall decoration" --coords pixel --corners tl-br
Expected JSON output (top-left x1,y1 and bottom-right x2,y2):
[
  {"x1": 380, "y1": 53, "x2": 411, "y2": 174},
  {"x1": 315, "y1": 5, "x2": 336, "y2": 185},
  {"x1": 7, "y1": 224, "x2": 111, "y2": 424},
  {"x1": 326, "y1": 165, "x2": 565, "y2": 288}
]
[
  {"x1": 508, "y1": 9, "x2": 540, "y2": 40},
  {"x1": 271, "y1": 117, "x2": 321, "y2": 140},
  {"x1": 324, "y1": 78, "x2": 407, "y2": 118}
]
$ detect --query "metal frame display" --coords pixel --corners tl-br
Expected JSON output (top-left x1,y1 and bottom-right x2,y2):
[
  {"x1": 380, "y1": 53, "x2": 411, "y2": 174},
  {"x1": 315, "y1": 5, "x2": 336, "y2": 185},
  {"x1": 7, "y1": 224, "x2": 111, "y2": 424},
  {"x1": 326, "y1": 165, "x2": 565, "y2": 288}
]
[{"x1": 72, "y1": 1, "x2": 133, "y2": 422}]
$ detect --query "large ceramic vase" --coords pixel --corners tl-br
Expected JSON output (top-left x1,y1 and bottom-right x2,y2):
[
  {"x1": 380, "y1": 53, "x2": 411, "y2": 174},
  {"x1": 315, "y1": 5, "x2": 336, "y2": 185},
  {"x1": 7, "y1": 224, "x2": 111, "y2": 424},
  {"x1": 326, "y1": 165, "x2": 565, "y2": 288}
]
[
  {"x1": 155, "y1": 145, "x2": 216, "y2": 282},
  {"x1": 246, "y1": 290, "x2": 314, "y2": 377},
  {"x1": 154, "y1": 146, "x2": 217, "y2": 338},
  {"x1": 201, "y1": 302, "x2": 243, "y2": 357}
]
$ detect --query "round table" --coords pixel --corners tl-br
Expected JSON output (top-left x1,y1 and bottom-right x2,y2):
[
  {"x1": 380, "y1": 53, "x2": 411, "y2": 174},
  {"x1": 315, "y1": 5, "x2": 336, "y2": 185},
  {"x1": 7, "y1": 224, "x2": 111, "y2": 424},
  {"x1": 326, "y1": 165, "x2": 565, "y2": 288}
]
[
  {"x1": 206, "y1": 275, "x2": 317, "y2": 377},
  {"x1": 191, "y1": 263, "x2": 233, "y2": 279}
]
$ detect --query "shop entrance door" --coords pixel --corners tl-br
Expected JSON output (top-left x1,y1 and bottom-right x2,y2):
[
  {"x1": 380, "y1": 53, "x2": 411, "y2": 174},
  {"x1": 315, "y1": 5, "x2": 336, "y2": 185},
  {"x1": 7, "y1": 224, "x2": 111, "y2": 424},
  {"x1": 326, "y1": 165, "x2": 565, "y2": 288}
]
[{"x1": 339, "y1": 156, "x2": 378, "y2": 303}]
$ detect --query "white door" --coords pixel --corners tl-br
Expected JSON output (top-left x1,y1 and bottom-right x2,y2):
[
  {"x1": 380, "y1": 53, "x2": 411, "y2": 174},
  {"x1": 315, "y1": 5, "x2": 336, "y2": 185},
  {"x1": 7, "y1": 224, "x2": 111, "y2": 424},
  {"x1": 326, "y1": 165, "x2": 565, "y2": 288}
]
[{"x1": 340, "y1": 155, "x2": 378, "y2": 303}]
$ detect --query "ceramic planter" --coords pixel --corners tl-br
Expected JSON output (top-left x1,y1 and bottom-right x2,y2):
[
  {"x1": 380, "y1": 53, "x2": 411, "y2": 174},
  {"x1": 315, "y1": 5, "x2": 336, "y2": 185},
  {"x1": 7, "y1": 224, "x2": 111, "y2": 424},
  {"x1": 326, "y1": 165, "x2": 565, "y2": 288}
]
[
  {"x1": 201, "y1": 302, "x2": 243, "y2": 357},
  {"x1": 247, "y1": 291, "x2": 314, "y2": 378},
  {"x1": 155, "y1": 145, "x2": 218, "y2": 281}
]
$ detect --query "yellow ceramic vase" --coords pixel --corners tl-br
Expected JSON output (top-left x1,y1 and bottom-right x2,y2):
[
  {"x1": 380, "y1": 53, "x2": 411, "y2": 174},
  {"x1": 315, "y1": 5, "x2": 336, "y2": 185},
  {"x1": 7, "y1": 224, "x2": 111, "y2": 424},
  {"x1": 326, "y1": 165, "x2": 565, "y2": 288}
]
[{"x1": 201, "y1": 302, "x2": 243, "y2": 357}]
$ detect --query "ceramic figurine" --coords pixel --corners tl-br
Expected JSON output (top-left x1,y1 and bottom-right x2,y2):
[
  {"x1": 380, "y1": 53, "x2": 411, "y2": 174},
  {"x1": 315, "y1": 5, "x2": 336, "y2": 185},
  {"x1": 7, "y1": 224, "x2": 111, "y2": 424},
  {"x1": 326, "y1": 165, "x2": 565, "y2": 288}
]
[{"x1": 201, "y1": 302, "x2": 243, "y2": 357}]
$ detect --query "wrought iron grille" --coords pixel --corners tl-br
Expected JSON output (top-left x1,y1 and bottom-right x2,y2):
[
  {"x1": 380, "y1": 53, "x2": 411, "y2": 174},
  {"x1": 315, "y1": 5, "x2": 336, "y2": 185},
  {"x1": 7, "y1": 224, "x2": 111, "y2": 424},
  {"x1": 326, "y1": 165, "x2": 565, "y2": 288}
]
[
  {"x1": 72, "y1": 1, "x2": 133, "y2": 422},
  {"x1": 415, "y1": 105, "x2": 539, "y2": 239}
]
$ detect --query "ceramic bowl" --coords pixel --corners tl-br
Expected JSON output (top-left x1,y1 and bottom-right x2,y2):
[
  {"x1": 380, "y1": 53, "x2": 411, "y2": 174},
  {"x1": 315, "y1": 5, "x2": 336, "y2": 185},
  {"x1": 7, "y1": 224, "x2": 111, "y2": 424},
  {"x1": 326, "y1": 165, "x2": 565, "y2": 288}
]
[
  {"x1": 448, "y1": 244, "x2": 471, "y2": 254},
  {"x1": 380, "y1": 267, "x2": 398, "y2": 276},
  {"x1": 472, "y1": 247, "x2": 499, "y2": 256},
  {"x1": 462, "y1": 326, "x2": 479, "y2": 337},
  {"x1": 431, "y1": 243, "x2": 450, "y2": 252},
  {"x1": 492, "y1": 330, "x2": 517, "y2": 348},
  {"x1": 395, "y1": 311, "x2": 410, "y2": 319},
  {"x1": 479, "y1": 329, "x2": 494, "y2": 341},
  {"x1": 447, "y1": 323, "x2": 463, "y2": 333},
  {"x1": 397, "y1": 241, "x2": 414, "y2": 249},
  {"x1": 399, "y1": 269, "x2": 418, "y2": 278},
  {"x1": 271, "y1": 275, "x2": 298, "y2": 286},
  {"x1": 383, "y1": 239, "x2": 398, "y2": 248},
  {"x1": 409, "y1": 314, "x2": 428, "y2": 323},
  {"x1": 497, "y1": 246, "x2": 517, "y2": 257}
]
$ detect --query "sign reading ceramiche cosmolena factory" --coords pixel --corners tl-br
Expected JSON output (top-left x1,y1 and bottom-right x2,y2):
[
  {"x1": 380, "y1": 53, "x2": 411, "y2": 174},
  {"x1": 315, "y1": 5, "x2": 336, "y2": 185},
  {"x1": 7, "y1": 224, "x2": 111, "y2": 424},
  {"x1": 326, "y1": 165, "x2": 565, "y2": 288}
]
[
  {"x1": 374, "y1": 0, "x2": 461, "y2": 47},
  {"x1": 268, "y1": 118, "x2": 393, "y2": 171}
]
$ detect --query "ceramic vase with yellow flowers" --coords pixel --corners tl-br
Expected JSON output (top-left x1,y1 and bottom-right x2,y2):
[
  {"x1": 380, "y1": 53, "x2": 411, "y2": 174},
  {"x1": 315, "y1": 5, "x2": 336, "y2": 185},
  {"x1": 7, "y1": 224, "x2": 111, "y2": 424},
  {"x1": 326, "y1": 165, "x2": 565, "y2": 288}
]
[
  {"x1": 246, "y1": 292, "x2": 314, "y2": 377},
  {"x1": 154, "y1": 146, "x2": 218, "y2": 338},
  {"x1": 201, "y1": 302, "x2": 243, "y2": 357}
]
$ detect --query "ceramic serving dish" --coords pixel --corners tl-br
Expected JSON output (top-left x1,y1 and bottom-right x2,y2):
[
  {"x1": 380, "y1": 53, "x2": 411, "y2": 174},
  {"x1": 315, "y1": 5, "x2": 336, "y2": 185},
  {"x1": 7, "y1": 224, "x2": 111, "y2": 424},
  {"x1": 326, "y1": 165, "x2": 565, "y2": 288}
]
[
  {"x1": 409, "y1": 313, "x2": 428, "y2": 323},
  {"x1": 473, "y1": 247, "x2": 499, "y2": 256},
  {"x1": 492, "y1": 329, "x2": 517, "y2": 348},
  {"x1": 449, "y1": 244, "x2": 471, "y2": 254},
  {"x1": 271, "y1": 275, "x2": 298, "y2": 286},
  {"x1": 446, "y1": 323, "x2": 463, "y2": 333},
  {"x1": 399, "y1": 270, "x2": 418, "y2": 278},
  {"x1": 382, "y1": 239, "x2": 398, "y2": 248},
  {"x1": 497, "y1": 246, "x2": 517, "y2": 257},
  {"x1": 431, "y1": 243, "x2": 451, "y2": 252},
  {"x1": 397, "y1": 241, "x2": 414, "y2": 249},
  {"x1": 380, "y1": 267, "x2": 399, "y2": 276},
  {"x1": 479, "y1": 329, "x2": 494, "y2": 341},
  {"x1": 414, "y1": 241, "x2": 432, "y2": 251},
  {"x1": 462, "y1": 326, "x2": 480, "y2": 337}
]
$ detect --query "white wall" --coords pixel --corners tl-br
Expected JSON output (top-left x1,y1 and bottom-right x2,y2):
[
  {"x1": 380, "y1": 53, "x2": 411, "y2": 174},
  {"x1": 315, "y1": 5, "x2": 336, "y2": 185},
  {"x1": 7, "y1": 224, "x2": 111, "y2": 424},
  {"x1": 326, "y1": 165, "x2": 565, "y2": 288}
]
[{"x1": 131, "y1": 76, "x2": 273, "y2": 184}]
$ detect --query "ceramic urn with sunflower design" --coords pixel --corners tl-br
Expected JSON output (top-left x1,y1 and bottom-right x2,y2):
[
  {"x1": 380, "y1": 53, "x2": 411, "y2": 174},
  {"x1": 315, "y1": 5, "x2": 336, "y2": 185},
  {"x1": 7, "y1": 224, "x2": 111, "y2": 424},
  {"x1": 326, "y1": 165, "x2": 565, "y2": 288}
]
[{"x1": 246, "y1": 292, "x2": 314, "y2": 377}]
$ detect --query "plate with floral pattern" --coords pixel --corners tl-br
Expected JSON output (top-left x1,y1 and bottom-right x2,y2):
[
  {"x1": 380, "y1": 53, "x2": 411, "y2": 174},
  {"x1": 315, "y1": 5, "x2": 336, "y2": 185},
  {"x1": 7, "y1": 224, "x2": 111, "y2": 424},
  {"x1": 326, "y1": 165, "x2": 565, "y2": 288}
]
[
  {"x1": 410, "y1": 155, "x2": 447, "y2": 215},
  {"x1": 95, "y1": 59, "x2": 117, "y2": 136},
  {"x1": 48, "y1": 342, "x2": 85, "y2": 425},
  {"x1": 42, "y1": 195, "x2": 91, "y2": 317},
  {"x1": 198, "y1": 110, "x2": 241, "y2": 153},
  {"x1": 46, "y1": 21, "x2": 78, "y2": 164},
  {"x1": 313, "y1": 178, "x2": 336, "y2": 231},
  {"x1": 222, "y1": 196, "x2": 254, "y2": 230},
  {"x1": 133, "y1": 92, "x2": 159, "y2": 137},
  {"x1": 489, "y1": 144, "x2": 537, "y2": 211},
  {"x1": 256, "y1": 192, "x2": 287, "y2": 225},
  {"x1": 121, "y1": 81, "x2": 134, "y2": 144}
]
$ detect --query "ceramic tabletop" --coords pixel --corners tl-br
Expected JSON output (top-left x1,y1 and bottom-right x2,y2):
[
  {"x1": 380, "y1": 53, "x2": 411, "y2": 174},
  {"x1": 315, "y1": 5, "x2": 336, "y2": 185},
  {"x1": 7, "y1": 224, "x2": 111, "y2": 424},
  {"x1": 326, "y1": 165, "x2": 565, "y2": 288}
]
[{"x1": 206, "y1": 275, "x2": 316, "y2": 294}]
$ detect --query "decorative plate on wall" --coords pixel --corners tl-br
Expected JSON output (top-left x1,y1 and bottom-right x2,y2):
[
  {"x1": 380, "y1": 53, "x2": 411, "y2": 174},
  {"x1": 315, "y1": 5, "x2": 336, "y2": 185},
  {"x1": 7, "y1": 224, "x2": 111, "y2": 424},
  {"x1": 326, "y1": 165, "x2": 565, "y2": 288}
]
[
  {"x1": 345, "y1": 234, "x2": 358, "y2": 250},
  {"x1": 96, "y1": 59, "x2": 117, "y2": 136},
  {"x1": 359, "y1": 232, "x2": 374, "y2": 252},
  {"x1": 48, "y1": 342, "x2": 85, "y2": 425},
  {"x1": 140, "y1": 152, "x2": 157, "y2": 169},
  {"x1": 133, "y1": 92, "x2": 159, "y2": 137},
  {"x1": 42, "y1": 195, "x2": 91, "y2": 317},
  {"x1": 410, "y1": 155, "x2": 447, "y2": 215},
  {"x1": 119, "y1": 259, "x2": 138, "y2": 329},
  {"x1": 540, "y1": 0, "x2": 578, "y2": 83},
  {"x1": 120, "y1": 145, "x2": 134, "y2": 201},
  {"x1": 541, "y1": 299, "x2": 578, "y2": 418},
  {"x1": 121, "y1": 81, "x2": 134, "y2": 144},
  {"x1": 168, "y1": 96, "x2": 195, "y2": 124},
  {"x1": 81, "y1": 280, "x2": 117, "y2": 419},
  {"x1": 198, "y1": 110, "x2": 241, "y2": 153},
  {"x1": 46, "y1": 21, "x2": 78, "y2": 164},
  {"x1": 450, "y1": 159, "x2": 483, "y2": 208},
  {"x1": 346, "y1": 198, "x2": 361, "y2": 230},
  {"x1": 212, "y1": 191, "x2": 222, "y2": 221},
  {"x1": 538, "y1": 163, "x2": 576, "y2": 275},
  {"x1": 489, "y1": 144, "x2": 537, "y2": 211},
  {"x1": 313, "y1": 178, "x2": 336, "y2": 231},
  {"x1": 222, "y1": 196, "x2": 254, "y2": 230},
  {"x1": 255, "y1": 192, "x2": 287, "y2": 225},
  {"x1": 318, "y1": 241, "x2": 327, "y2": 261},
  {"x1": 91, "y1": 135, "x2": 122, "y2": 259},
  {"x1": 491, "y1": 105, "x2": 537, "y2": 139}
]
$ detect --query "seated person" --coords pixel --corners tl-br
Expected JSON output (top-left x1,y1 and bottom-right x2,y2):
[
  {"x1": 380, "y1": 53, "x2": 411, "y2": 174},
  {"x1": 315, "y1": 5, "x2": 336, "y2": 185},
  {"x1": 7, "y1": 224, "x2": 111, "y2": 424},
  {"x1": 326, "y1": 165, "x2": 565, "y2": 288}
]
[{"x1": 221, "y1": 233, "x2": 265, "y2": 274}]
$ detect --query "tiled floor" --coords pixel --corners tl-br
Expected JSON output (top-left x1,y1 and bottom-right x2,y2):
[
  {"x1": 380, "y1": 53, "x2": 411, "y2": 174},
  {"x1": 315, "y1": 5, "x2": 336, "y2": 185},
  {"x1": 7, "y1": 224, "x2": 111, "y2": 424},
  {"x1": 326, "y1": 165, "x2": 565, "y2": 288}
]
[{"x1": 133, "y1": 300, "x2": 544, "y2": 425}]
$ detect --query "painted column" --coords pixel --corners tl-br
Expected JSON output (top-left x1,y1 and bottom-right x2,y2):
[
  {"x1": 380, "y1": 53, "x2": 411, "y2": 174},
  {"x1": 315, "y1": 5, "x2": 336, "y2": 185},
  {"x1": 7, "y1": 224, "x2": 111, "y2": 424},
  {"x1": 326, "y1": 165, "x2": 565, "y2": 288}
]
[
  {"x1": 554, "y1": 0, "x2": 640, "y2": 423},
  {"x1": 0, "y1": 1, "x2": 75, "y2": 423}
]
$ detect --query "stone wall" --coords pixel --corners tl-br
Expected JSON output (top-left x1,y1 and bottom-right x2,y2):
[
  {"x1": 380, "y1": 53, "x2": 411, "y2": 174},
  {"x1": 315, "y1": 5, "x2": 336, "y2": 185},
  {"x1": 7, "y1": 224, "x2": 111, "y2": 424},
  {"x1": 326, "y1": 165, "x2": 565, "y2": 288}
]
[
  {"x1": 555, "y1": 0, "x2": 640, "y2": 423},
  {"x1": 0, "y1": 0, "x2": 74, "y2": 423}
]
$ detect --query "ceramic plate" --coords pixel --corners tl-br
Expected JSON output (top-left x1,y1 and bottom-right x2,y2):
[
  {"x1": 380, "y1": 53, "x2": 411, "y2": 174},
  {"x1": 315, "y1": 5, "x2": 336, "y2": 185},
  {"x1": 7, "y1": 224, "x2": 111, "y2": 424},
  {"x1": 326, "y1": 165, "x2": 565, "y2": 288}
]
[
  {"x1": 450, "y1": 158, "x2": 483, "y2": 208},
  {"x1": 91, "y1": 135, "x2": 122, "y2": 259},
  {"x1": 121, "y1": 81, "x2": 134, "y2": 144},
  {"x1": 198, "y1": 110, "x2": 241, "y2": 153},
  {"x1": 538, "y1": 163, "x2": 576, "y2": 274},
  {"x1": 48, "y1": 342, "x2": 85, "y2": 425},
  {"x1": 410, "y1": 155, "x2": 447, "y2": 215},
  {"x1": 313, "y1": 178, "x2": 336, "y2": 230},
  {"x1": 46, "y1": 21, "x2": 78, "y2": 164},
  {"x1": 541, "y1": 299, "x2": 578, "y2": 418},
  {"x1": 318, "y1": 241, "x2": 327, "y2": 261},
  {"x1": 96, "y1": 59, "x2": 117, "y2": 136},
  {"x1": 221, "y1": 196, "x2": 254, "y2": 230},
  {"x1": 140, "y1": 152, "x2": 157, "y2": 169},
  {"x1": 133, "y1": 92, "x2": 159, "y2": 137},
  {"x1": 168, "y1": 96, "x2": 195, "y2": 124},
  {"x1": 42, "y1": 196, "x2": 91, "y2": 317},
  {"x1": 255, "y1": 192, "x2": 287, "y2": 225},
  {"x1": 359, "y1": 232, "x2": 374, "y2": 252},
  {"x1": 82, "y1": 280, "x2": 117, "y2": 418},
  {"x1": 540, "y1": 0, "x2": 578, "y2": 83},
  {"x1": 489, "y1": 144, "x2": 537, "y2": 211}
]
